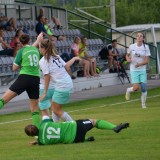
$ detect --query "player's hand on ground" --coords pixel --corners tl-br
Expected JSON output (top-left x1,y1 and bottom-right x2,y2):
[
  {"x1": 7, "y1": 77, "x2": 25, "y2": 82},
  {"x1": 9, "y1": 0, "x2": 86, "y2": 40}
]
[{"x1": 29, "y1": 140, "x2": 38, "y2": 145}]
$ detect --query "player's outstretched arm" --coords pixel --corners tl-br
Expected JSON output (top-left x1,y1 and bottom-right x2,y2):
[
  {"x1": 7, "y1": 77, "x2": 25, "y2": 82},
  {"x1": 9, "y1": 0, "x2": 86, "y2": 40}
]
[{"x1": 32, "y1": 32, "x2": 43, "y2": 47}]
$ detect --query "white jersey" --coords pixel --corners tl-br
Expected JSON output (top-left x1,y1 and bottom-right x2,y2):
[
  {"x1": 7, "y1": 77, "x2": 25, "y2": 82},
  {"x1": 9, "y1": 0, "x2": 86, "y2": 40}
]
[
  {"x1": 40, "y1": 69, "x2": 55, "y2": 89},
  {"x1": 39, "y1": 55, "x2": 73, "y2": 91},
  {"x1": 127, "y1": 43, "x2": 151, "y2": 71}
]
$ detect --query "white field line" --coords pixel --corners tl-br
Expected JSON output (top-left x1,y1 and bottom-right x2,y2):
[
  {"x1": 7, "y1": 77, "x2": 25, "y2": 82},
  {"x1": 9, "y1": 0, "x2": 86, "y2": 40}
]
[{"x1": 0, "y1": 94, "x2": 160, "y2": 125}]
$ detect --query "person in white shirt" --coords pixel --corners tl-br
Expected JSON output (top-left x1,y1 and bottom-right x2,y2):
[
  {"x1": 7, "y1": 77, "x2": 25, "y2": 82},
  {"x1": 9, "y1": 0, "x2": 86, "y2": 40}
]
[
  {"x1": 125, "y1": 32, "x2": 151, "y2": 108},
  {"x1": 39, "y1": 39, "x2": 80, "y2": 122}
]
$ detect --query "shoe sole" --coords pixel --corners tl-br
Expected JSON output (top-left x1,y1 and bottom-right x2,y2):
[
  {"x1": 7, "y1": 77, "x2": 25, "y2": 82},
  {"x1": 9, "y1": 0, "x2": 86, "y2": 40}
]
[{"x1": 114, "y1": 122, "x2": 129, "y2": 133}]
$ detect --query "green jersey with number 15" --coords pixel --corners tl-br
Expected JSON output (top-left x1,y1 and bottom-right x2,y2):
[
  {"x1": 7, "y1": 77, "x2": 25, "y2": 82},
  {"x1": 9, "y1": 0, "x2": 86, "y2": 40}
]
[
  {"x1": 38, "y1": 119, "x2": 77, "y2": 145},
  {"x1": 14, "y1": 45, "x2": 40, "y2": 77}
]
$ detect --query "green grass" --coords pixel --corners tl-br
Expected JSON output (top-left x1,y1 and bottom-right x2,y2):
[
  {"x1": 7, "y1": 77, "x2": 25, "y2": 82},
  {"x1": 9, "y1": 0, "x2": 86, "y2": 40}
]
[{"x1": 0, "y1": 87, "x2": 160, "y2": 160}]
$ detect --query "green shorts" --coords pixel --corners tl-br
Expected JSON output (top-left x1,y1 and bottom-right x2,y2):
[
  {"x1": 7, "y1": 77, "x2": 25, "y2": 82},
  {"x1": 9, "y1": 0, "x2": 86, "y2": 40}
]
[
  {"x1": 53, "y1": 90, "x2": 71, "y2": 104},
  {"x1": 39, "y1": 88, "x2": 55, "y2": 110},
  {"x1": 130, "y1": 70, "x2": 147, "y2": 84}
]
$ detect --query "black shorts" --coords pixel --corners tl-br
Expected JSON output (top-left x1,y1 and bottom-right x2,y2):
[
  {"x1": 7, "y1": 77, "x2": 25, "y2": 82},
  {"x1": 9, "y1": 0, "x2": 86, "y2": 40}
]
[
  {"x1": 9, "y1": 74, "x2": 40, "y2": 99},
  {"x1": 74, "y1": 119, "x2": 93, "y2": 143}
]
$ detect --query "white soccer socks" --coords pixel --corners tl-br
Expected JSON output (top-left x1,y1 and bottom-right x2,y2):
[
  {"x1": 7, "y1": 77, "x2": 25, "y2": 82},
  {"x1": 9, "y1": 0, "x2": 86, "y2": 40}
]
[
  {"x1": 125, "y1": 87, "x2": 147, "y2": 108},
  {"x1": 141, "y1": 91, "x2": 147, "y2": 109},
  {"x1": 61, "y1": 112, "x2": 73, "y2": 121},
  {"x1": 52, "y1": 112, "x2": 73, "y2": 122},
  {"x1": 125, "y1": 87, "x2": 134, "y2": 100},
  {"x1": 52, "y1": 112, "x2": 61, "y2": 122}
]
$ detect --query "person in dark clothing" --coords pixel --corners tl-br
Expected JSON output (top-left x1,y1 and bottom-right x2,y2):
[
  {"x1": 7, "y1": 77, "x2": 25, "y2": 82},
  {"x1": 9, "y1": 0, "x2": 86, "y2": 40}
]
[{"x1": 36, "y1": 15, "x2": 60, "y2": 43}]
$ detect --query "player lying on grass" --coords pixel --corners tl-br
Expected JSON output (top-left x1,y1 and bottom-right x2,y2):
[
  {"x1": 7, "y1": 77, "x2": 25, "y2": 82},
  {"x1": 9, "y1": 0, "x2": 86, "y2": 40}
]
[{"x1": 25, "y1": 116, "x2": 129, "y2": 145}]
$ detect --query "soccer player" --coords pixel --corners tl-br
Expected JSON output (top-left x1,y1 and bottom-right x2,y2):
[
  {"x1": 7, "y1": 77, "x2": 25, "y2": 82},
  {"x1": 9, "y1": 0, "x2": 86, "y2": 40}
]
[
  {"x1": 0, "y1": 33, "x2": 43, "y2": 128},
  {"x1": 38, "y1": 39, "x2": 80, "y2": 122},
  {"x1": 25, "y1": 116, "x2": 129, "y2": 145},
  {"x1": 125, "y1": 32, "x2": 151, "y2": 108}
]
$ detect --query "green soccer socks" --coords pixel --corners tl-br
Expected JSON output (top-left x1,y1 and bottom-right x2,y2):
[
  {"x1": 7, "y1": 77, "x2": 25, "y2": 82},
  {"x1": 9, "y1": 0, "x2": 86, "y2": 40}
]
[
  {"x1": 0, "y1": 98, "x2": 5, "y2": 109},
  {"x1": 96, "y1": 120, "x2": 116, "y2": 130},
  {"x1": 32, "y1": 112, "x2": 41, "y2": 129}
]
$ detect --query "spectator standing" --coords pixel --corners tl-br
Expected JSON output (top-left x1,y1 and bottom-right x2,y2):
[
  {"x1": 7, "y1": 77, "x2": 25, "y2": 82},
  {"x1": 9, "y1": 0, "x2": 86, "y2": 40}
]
[{"x1": 125, "y1": 32, "x2": 150, "y2": 108}]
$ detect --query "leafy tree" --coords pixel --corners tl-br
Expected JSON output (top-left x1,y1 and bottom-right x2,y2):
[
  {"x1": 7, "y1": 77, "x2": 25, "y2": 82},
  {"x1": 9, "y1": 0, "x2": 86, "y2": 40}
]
[{"x1": 20, "y1": 0, "x2": 160, "y2": 27}]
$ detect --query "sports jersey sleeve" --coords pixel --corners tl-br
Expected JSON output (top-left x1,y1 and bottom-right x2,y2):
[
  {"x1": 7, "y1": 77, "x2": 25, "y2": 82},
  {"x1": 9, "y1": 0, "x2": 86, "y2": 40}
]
[
  {"x1": 14, "y1": 48, "x2": 23, "y2": 66},
  {"x1": 127, "y1": 44, "x2": 132, "y2": 54},
  {"x1": 39, "y1": 57, "x2": 50, "y2": 75},
  {"x1": 145, "y1": 45, "x2": 151, "y2": 56}
]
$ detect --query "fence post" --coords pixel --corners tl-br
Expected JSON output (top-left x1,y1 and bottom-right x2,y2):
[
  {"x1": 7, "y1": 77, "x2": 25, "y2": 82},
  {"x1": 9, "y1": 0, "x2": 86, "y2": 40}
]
[
  {"x1": 151, "y1": 26, "x2": 160, "y2": 74},
  {"x1": 88, "y1": 19, "x2": 91, "y2": 38}
]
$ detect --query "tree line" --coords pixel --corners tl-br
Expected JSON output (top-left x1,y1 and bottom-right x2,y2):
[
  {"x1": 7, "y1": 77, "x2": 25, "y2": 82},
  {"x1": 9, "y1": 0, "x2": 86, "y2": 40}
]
[{"x1": 20, "y1": 0, "x2": 160, "y2": 27}]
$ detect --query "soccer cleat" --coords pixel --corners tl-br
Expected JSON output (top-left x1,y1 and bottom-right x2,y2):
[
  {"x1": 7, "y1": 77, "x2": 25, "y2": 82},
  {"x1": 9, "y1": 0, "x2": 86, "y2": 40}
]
[
  {"x1": 142, "y1": 104, "x2": 146, "y2": 109},
  {"x1": 141, "y1": 96, "x2": 146, "y2": 109},
  {"x1": 113, "y1": 123, "x2": 129, "y2": 133},
  {"x1": 125, "y1": 89, "x2": 130, "y2": 100},
  {"x1": 86, "y1": 136, "x2": 95, "y2": 142}
]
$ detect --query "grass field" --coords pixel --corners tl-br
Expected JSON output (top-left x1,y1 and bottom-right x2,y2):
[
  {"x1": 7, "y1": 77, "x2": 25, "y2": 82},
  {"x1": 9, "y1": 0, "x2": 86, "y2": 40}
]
[{"x1": 0, "y1": 87, "x2": 160, "y2": 160}]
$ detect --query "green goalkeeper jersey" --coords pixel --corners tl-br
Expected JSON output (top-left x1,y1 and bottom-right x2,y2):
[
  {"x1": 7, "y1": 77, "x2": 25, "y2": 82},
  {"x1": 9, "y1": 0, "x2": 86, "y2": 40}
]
[
  {"x1": 38, "y1": 119, "x2": 77, "y2": 145},
  {"x1": 14, "y1": 45, "x2": 40, "y2": 77}
]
